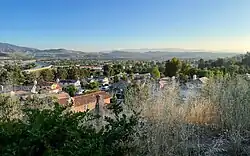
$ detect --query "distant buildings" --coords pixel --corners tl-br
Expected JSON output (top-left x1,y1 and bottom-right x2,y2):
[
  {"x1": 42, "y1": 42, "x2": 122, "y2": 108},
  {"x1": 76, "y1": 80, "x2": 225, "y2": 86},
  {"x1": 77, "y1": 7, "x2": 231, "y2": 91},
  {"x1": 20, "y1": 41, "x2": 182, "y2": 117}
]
[
  {"x1": 23, "y1": 65, "x2": 53, "y2": 74},
  {"x1": 111, "y1": 80, "x2": 129, "y2": 93},
  {"x1": 57, "y1": 91, "x2": 111, "y2": 112},
  {"x1": 59, "y1": 80, "x2": 81, "y2": 88},
  {"x1": 80, "y1": 65, "x2": 103, "y2": 70}
]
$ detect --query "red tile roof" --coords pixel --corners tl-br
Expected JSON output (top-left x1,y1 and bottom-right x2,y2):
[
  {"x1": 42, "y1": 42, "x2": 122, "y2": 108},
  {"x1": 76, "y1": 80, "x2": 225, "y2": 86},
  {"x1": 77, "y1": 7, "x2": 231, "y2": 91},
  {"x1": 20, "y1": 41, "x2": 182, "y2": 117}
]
[
  {"x1": 72, "y1": 91, "x2": 111, "y2": 107},
  {"x1": 58, "y1": 98, "x2": 70, "y2": 105},
  {"x1": 56, "y1": 92, "x2": 70, "y2": 99}
]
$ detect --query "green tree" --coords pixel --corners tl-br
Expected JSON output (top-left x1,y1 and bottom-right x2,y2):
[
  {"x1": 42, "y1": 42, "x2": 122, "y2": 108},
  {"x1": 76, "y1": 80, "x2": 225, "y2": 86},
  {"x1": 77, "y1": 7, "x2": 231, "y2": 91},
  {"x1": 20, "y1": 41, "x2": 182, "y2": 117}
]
[
  {"x1": 121, "y1": 74, "x2": 128, "y2": 81},
  {"x1": 113, "y1": 75, "x2": 120, "y2": 83},
  {"x1": 80, "y1": 68, "x2": 90, "y2": 78},
  {"x1": 228, "y1": 65, "x2": 240, "y2": 75},
  {"x1": 180, "y1": 62, "x2": 191, "y2": 76},
  {"x1": 103, "y1": 64, "x2": 111, "y2": 77},
  {"x1": 151, "y1": 66, "x2": 160, "y2": 79},
  {"x1": 165, "y1": 58, "x2": 182, "y2": 77},
  {"x1": 197, "y1": 69, "x2": 213, "y2": 77},
  {"x1": 67, "y1": 66, "x2": 80, "y2": 80},
  {"x1": 56, "y1": 67, "x2": 68, "y2": 79},
  {"x1": 23, "y1": 72, "x2": 37, "y2": 85},
  {"x1": 198, "y1": 59, "x2": 206, "y2": 69},
  {"x1": 40, "y1": 69, "x2": 54, "y2": 82},
  {"x1": 212, "y1": 69, "x2": 223, "y2": 78},
  {"x1": 64, "y1": 85, "x2": 77, "y2": 97},
  {"x1": 86, "y1": 81, "x2": 100, "y2": 90}
]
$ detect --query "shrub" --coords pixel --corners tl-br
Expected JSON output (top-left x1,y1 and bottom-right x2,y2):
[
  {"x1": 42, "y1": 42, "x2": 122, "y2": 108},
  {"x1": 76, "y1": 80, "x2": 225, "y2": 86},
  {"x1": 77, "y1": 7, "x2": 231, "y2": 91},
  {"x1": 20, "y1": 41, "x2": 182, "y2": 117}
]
[{"x1": 0, "y1": 98, "x2": 140, "y2": 156}]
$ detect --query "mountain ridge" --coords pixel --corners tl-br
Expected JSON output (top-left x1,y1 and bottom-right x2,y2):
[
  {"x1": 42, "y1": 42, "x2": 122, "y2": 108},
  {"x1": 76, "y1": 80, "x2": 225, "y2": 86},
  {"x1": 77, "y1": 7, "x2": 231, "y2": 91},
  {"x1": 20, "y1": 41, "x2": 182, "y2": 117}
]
[{"x1": 0, "y1": 42, "x2": 241, "y2": 60}]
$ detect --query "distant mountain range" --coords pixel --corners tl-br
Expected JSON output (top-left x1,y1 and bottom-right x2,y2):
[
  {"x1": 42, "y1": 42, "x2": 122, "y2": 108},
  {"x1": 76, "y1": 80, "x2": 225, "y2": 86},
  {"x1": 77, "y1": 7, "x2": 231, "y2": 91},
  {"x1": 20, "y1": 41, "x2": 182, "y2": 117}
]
[{"x1": 0, "y1": 42, "x2": 242, "y2": 60}]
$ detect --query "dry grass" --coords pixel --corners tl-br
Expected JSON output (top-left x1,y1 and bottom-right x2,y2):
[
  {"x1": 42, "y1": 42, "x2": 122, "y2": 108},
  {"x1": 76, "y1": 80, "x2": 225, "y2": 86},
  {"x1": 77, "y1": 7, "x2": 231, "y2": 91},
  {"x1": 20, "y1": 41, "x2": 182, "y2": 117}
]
[
  {"x1": 125, "y1": 76, "x2": 250, "y2": 155},
  {"x1": 1, "y1": 76, "x2": 250, "y2": 155},
  {"x1": 185, "y1": 97, "x2": 219, "y2": 125}
]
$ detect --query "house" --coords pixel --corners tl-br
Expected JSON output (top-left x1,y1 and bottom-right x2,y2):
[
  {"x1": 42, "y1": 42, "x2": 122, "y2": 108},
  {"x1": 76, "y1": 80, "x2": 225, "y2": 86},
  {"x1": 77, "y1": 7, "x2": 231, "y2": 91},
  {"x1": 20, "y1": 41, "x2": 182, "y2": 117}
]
[
  {"x1": 37, "y1": 82, "x2": 62, "y2": 94},
  {"x1": 97, "y1": 77, "x2": 109, "y2": 85},
  {"x1": 111, "y1": 80, "x2": 129, "y2": 93},
  {"x1": 10, "y1": 90, "x2": 30, "y2": 98},
  {"x1": 59, "y1": 80, "x2": 81, "y2": 88},
  {"x1": 57, "y1": 91, "x2": 111, "y2": 112},
  {"x1": 72, "y1": 91, "x2": 111, "y2": 112},
  {"x1": 198, "y1": 77, "x2": 209, "y2": 84},
  {"x1": 187, "y1": 76, "x2": 209, "y2": 89},
  {"x1": 159, "y1": 77, "x2": 172, "y2": 89},
  {"x1": 56, "y1": 92, "x2": 72, "y2": 106},
  {"x1": 49, "y1": 83, "x2": 62, "y2": 93}
]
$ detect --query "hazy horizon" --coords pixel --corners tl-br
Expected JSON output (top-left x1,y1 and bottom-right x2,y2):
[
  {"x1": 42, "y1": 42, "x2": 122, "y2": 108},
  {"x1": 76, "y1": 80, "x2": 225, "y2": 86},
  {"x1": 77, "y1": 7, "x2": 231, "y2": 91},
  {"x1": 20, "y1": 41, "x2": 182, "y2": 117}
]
[{"x1": 0, "y1": 0, "x2": 250, "y2": 52}]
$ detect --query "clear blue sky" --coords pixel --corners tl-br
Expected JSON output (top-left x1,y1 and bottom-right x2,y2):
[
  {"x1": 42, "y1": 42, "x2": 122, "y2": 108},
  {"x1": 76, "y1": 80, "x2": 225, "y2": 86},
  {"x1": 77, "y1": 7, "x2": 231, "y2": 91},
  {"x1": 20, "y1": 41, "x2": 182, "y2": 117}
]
[{"x1": 0, "y1": 0, "x2": 250, "y2": 52}]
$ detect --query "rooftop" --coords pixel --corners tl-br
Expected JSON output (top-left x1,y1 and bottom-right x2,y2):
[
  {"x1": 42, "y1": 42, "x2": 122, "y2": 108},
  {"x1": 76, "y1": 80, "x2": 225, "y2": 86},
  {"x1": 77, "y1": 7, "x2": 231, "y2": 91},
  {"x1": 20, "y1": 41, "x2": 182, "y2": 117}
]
[
  {"x1": 59, "y1": 80, "x2": 78, "y2": 83},
  {"x1": 72, "y1": 91, "x2": 111, "y2": 107}
]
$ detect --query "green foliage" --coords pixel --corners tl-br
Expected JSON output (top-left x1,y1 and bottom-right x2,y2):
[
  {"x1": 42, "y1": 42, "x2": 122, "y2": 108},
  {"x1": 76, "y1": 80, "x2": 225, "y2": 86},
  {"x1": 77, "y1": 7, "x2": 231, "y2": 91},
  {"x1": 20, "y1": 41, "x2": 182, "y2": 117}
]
[
  {"x1": 198, "y1": 58, "x2": 206, "y2": 69},
  {"x1": 151, "y1": 66, "x2": 160, "y2": 79},
  {"x1": 120, "y1": 74, "x2": 128, "y2": 81},
  {"x1": 0, "y1": 97, "x2": 139, "y2": 156},
  {"x1": 86, "y1": 81, "x2": 100, "y2": 90},
  {"x1": 63, "y1": 85, "x2": 77, "y2": 97},
  {"x1": 197, "y1": 69, "x2": 213, "y2": 77},
  {"x1": 23, "y1": 62, "x2": 37, "y2": 70},
  {"x1": 103, "y1": 64, "x2": 111, "y2": 77},
  {"x1": 180, "y1": 62, "x2": 191, "y2": 76},
  {"x1": 67, "y1": 66, "x2": 80, "y2": 80},
  {"x1": 80, "y1": 68, "x2": 90, "y2": 78},
  {"x1": 113, "y1": 75, "x2": 120, "y2": 83},
  {"x1": 165, "y1": 58, "x2": 182, "y2": 77},
  {"x1": 0, "y1": 64, "x2": 25, "y2": 85},
  {"x1": 23, "y1": 72, "x2": 37, "y2": 85},
  {"x1": 40, "y1": 69, "x2": 54, "y2": 82},
  {"x1": 56, "y1": 67, "x2": 68, "y2": 79}
]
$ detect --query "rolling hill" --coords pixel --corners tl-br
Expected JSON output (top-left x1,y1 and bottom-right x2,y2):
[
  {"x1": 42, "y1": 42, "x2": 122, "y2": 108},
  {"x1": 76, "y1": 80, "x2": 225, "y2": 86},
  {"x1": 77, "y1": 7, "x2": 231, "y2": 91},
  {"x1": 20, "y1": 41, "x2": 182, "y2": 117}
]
[{"x1": 0, "y1": 42, "x2": 241, "y2": 60}]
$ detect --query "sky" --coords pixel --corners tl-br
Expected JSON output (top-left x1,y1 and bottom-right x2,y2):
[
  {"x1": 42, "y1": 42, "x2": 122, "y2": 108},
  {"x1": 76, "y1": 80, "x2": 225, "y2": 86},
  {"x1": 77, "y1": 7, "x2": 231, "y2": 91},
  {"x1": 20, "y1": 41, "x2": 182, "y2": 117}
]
[{"x1": 0, "y1": 0, "x2": 250, "y2": 52}]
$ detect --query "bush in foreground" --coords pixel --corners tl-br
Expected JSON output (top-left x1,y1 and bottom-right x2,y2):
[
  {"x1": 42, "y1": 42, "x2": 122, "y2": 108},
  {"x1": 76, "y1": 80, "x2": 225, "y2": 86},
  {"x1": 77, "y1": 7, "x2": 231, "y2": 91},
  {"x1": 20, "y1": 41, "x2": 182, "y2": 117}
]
[{"x1": 0, "y1": 99, "x2": 139, "y2": 156}]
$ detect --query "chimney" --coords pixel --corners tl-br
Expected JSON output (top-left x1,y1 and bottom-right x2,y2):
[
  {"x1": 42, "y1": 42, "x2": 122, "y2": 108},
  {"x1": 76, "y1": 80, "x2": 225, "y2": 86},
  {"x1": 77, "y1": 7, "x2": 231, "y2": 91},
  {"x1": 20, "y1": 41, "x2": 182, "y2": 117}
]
[
  {"x1": 95, "y1": 95, "x2": 104, "y2": 116},
  {"x1": 95, "y1": 94, "x2": 105, "y2": 129}
]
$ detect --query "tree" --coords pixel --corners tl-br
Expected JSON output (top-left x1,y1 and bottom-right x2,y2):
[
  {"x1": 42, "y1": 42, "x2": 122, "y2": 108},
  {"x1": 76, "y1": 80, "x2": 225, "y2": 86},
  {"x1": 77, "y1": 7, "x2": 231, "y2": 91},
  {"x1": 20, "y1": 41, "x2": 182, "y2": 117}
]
[
  {"x1": 64, "y1": 85, "x2": 77, "y2": 97},
  {"x1": 2, "y1": 64, "x2": 25, "y2": 85},
  {"x1": 23, "y1": 72, "x2": 37, "y2": 85},
  {"x1": 67, "y1": 66, "x2": 80, "y2": 80},
  {"x1": 103, "y1": 64, "x2": 111, "y2": 77},
  {"x1": 197, "y1": 69, "x2": 213, "y2": 77},
  {"x1": 114, "y1": 75, "x2": 120, "y2": 83},
  {"x1": 228, "y1": 65, "x2": 239, "y2": 75},
  {"x1": 80, "y1": 68, "x2": 90, "y2": 78},
  {"x1": 189, "y1": 68, "x2": 198, "y2": 77},
  {"x1": 198, "y1": 59, "x2": 206, "y2": 69},
  {"x1": 121, "y1": 74, "x2": 128, "y2": 81},
  {"x1": 165, "y1": 58, "x2": 182, "y2": 77},
  {"x1": 56, "y1": 67, "x2": 68, "y2": 79},
  {"x1": 86, "y1": 81, "x2": 99, "y2": 90},
  {"x1": 40, "y1": 69, "x2": 54, "y2": 82},
  {"x1": 212, "y1": 69, "x2": 223, "y2": 78},
  {"x1": 151, "y1": 66, "x2": 160, "y2": 79},
  {"x1": 113, "y1": 64, "x2": 123, "y2": 75}
]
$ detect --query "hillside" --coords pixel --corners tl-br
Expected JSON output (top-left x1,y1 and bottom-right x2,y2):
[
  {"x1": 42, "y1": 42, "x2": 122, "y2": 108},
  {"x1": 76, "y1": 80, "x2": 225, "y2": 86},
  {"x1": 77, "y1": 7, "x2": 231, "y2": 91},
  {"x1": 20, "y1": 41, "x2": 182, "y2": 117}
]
[
  {"x1": 0, "y1": 42, "x2": 240, "y2": 60},
  {"x1": 0, "y1": 42, "x2": 37, "y2": 53}
]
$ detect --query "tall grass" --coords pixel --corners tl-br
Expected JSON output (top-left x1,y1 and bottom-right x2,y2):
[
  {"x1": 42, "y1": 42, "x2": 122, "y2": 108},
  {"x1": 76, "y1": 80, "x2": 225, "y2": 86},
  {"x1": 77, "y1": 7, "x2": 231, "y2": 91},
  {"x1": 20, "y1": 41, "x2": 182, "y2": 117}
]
[
  {"x1": 1, "y1": 76, "x2": 250, "y2": 155},
  {"x1": 125, "y1": 76, "x2": 250, "y2": 155}
]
